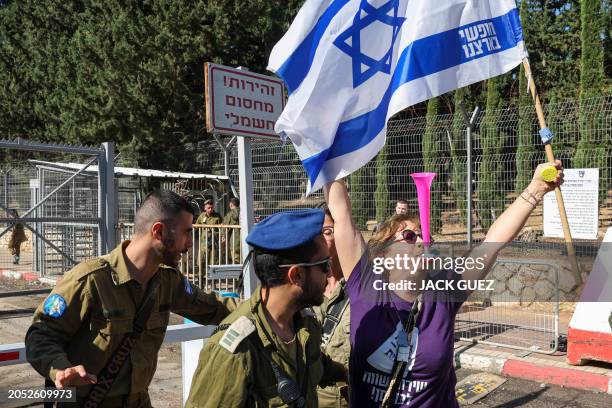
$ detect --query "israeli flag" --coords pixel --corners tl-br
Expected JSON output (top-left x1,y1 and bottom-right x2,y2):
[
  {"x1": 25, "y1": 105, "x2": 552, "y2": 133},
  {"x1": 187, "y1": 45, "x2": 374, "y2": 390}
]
[{"x1": 268, "y1": 0, "x2": 527, "y2": 194}]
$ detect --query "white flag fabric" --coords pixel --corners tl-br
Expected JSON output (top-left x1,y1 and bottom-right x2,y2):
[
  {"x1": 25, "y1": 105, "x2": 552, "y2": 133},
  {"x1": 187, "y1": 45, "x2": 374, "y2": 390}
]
[{"x1": 268, "y1": 0, "x2": 527, "y2": 194}]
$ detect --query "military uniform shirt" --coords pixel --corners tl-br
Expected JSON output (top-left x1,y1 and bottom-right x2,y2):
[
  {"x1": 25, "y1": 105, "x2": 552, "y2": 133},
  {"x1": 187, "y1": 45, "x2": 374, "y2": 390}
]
[
  {"x1": 313, "y1": 280, "x2": 350, "y2": 408},
  {"x1": 186, "y1": 285, "x2": 345, "y2": 408},
  {"x1": 196, "y1": 212, "x2": 222, "y2": 225},
  {"x1": 222, "y1": 207, "x2": 241, "y2": 264},
  {"x1": 25, "y1": 241, "x2": 236, "y2": 402}
]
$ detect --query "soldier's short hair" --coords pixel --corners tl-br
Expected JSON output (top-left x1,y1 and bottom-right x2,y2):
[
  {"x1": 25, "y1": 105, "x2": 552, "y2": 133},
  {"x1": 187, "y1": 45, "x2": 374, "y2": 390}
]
[
  {"x1": 252, "y1": 242, "x2": 320, "y2": 288},
  {"x1": 134, "y1": 190, "x2": 195, "y2": 234},
  {"x1": 203, "y1": 199, "x2": 214, "y2": 207},
  {"x1": 229, "y1": 197, "x2": 240, "y2": 207}
]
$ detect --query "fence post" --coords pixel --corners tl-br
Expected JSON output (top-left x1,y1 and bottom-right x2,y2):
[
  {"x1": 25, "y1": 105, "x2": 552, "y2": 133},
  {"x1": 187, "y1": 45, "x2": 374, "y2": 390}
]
[
  {"x1": 100, "y1": 142, "x2": 116, "y2": 253},
  {"x1": 3, "y1": 169, "x2": 9, "y2": 209},
  {"x1": 237, "y1": 136, "x2": 257, "y2": 298},
  {"x1": 460, "y1": 103, "x2": 479, "y2": 244}
]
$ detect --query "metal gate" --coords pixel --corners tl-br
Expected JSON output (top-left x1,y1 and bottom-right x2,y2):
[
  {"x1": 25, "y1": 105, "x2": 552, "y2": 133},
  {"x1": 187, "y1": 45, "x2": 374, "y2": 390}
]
[
  {"x1": 0, "y1": 139, "x2": 115, "y2": 278},
  {"x1": 455, "y1": 258, "x2": 560, "y2": 354}
]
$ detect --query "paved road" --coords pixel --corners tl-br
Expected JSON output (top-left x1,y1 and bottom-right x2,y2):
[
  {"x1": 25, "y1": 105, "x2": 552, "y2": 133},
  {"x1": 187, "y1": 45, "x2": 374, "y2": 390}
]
[
  {"x1": 2, "y1": 287, "x2": 610, "y2": 408},
  {"x1": 456, "y1": 368, "x2": 612, "y2": 408},
  {"x1": 0, "y1": 288, "x2": 182, "y2": 408}
]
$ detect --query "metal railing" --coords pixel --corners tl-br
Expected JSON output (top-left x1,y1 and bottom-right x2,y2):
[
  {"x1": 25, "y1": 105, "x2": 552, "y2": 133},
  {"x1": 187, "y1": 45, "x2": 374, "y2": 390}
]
[
  {"x1": 116, "y1": 223, "x2": 242, "y2": 292},
  {"x1": 0, "y1": 323, "x2": 216, "y2": 368},
  {"x1": 0, "y1": 140, "x2": 115, "y2": 277},
  {"x1": 455, "y1": 258, "x2": 560, "y2": 354}
]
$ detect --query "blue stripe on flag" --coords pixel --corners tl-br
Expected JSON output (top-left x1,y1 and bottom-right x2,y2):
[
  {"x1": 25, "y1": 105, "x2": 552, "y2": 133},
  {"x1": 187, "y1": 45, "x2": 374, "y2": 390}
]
[
  {"x1": 276, "y1": 0, "x2": 351, "y2": 94},
  {"x1": 302, "y1": 8, "x2": 522, "y2": 185}
]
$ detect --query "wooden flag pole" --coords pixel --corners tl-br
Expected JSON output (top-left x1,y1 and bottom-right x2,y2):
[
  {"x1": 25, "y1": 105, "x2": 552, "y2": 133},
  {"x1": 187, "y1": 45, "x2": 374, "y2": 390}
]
[{"x1": 522, "y1": 58, "x2": 581, "y2": 282}]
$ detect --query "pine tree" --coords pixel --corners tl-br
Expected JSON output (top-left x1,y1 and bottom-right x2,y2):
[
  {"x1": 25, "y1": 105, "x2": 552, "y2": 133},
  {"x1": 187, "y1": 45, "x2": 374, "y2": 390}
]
[
  {"x1": 515, "y1": 0, "x2": 538, "y2": 193},
  {"x1": 422, "y1": 98, "x2": 442, "y2": 234},
  {"x1": 515, "y1": 65, "x2": 538, "y2": 193},
  {"x1": 450, "y1": 88, "x2": 468, "y2": 224},
  {"x1": 477, "y1": 76, "x2": 506, "y2": 230},
  {"x1": 375, "y1": 143, "x2": 391, "y2": 222},
  {"x1": 574, "y1": 0, "x2": 607, "y2": 202},
  {"x1": 349, "y1": 167, "x2": 368, "y2": 230},
  {"x1": 0, "y1": 1, "x2": 301, "y2": 171}
]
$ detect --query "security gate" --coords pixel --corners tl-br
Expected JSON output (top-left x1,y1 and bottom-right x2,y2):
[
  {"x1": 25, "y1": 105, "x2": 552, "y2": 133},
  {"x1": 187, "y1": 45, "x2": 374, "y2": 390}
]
[{"x1": 0, "y1": 139, "x2": 115, "y2": 278}]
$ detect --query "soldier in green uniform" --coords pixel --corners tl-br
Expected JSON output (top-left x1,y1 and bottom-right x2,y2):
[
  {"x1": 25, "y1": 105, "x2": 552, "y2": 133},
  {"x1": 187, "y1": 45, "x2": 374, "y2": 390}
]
[
  {"x1": 196, "y1": 200, "x2": 222, "y2": 265},
  {"x1": 25, "y1": 191, "x2": 236, "y2": 407},
  {"x1": 7, "y1": 209, "x2": 27, "y2": 265},
  {"x1": 186, "y1": 209, "x2": 347, "y2": 407},
  {"x1": 222, "y1": 197, "x2": 241, "y2": 264},
  {"x1": 313, "y1": 208, "x2": 350, "y2": 408}
]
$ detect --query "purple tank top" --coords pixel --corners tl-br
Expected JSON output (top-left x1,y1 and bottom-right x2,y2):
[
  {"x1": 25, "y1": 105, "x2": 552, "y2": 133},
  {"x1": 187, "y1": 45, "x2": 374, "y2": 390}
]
[{"x1": 345, "y1": 255, "x2": 463, "y2": 407}]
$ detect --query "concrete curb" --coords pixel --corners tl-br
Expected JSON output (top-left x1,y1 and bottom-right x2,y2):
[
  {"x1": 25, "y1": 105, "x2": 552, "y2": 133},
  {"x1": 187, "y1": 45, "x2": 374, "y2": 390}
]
[{"x1": 455, "y1": 345, "x2": 612, "y2": 395}]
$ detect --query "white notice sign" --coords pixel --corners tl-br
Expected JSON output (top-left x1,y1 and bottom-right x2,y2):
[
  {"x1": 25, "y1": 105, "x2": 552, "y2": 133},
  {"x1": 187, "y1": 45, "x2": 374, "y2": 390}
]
[
  {"x1": 543, "y1": 168, "x2": 599, "y2": 240},
  {"x1": 205, "y1": 63, "x2": 285, "y2": 139}
]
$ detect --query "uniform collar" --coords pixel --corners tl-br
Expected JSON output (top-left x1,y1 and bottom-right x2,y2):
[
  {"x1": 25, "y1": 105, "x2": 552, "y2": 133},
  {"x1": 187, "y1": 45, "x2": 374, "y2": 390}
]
[
  {"x1": 104, "y1": 241, "x2": 136, "y2": 286},
  {"x1": 249, "y1": 285, "x2": 310, "y2": 350},
  {"x1": 249, "y1": 286, "x2": 275, "y2": 348},
  {"x1": 326, "y1": 278, "x2": 346, "y2": 304}
]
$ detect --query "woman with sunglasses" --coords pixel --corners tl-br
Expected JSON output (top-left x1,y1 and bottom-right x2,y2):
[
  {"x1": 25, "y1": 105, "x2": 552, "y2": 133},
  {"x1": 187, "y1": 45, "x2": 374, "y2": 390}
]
[{"x1": 323, "y1": 161, "x2": 563, "y2": 408}]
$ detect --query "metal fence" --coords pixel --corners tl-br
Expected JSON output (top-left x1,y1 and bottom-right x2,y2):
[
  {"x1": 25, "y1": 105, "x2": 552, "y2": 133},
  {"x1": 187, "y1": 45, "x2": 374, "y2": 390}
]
[
  {"x1": 117, "y1": 223, "x2": 242, "y2": 292},
  {"x1": 0, "y1": 140, "x2": 114, "y2": 277},
  {"x1": 212, "y1": 94, "x2": 610, "y2": 352},
  {"x1": 222, "y1": 95, "x2": 611, "y2": 248},
  {"x1": 456, "y1": 258, "x2": 560, "y2": 354}
]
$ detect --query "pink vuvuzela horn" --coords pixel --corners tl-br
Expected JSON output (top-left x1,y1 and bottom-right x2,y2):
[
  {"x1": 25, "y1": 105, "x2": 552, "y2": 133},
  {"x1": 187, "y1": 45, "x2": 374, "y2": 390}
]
[{"x1": 410, "y1": 172, "x2": 437, "y2": 246}]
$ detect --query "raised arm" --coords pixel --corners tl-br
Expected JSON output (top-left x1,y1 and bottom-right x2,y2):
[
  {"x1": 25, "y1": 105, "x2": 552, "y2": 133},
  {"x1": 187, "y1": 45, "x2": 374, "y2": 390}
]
[
  {"x1": 462, "y1": 161, "x2": 564, "y2": 282},
  {"x1": 323, "y1": 180, "x2": 366, "y2": 280}
]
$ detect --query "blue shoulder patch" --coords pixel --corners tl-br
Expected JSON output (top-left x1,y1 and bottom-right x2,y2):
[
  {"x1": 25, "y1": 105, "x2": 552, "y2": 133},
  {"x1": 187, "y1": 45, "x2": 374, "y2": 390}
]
[
  {"x1": 183, "y1": 276, "x2": 193, "y2": 296},
  {"x1": 217, "y1": 291, "x2": 240, "y2": 299},
  {"x1": 43, "y1": 294, "x2": 67, "y2": 318}
]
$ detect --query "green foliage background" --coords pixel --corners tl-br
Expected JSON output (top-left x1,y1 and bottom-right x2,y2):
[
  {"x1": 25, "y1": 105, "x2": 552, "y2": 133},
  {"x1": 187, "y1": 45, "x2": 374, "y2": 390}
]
[
  {"x1": 0, "y1": 0, "x2": 301, "y2": 171},
  {"x1": 0, "y1": 0, "x2": 610, "y2": 229}
]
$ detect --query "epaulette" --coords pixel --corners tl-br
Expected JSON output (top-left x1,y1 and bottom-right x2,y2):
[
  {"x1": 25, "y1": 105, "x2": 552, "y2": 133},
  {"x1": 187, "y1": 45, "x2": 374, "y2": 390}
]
[
  {"x1": 70, "y1": 258, "x2": 109, "y2": 281},
  {"x1": 217, "y1": 316, "x2": 256, "y2": 353}
]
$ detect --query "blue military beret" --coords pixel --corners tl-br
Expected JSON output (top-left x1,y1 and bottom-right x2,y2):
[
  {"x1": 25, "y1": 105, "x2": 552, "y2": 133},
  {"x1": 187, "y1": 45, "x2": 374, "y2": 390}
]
[{"x1": 246, "y1": 209, "x2": 324, "y2": 251}]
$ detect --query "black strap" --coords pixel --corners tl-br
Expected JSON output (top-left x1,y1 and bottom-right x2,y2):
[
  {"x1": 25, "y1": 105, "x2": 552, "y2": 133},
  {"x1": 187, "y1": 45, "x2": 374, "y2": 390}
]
[
  {"x1": 248, "y1": 335, "x2": 305, "y2": 408},
  {"x1": 82, "y1": 278, "x2": 160, "y2": 408},
  {"x1": 43, "y1": 378, "x2": 55, "y2": 408},
  {"x1": 381, "y1": 295, "x2": 421, "y2": 408},
  {"x1": 214, "y1": 319, "x2": 305, "y2": 407},
  {"x1": 320, "y1": 296, "x2": 348, "y2": 348},
  {"x1": 236, "y1": 250, "x2": 254, "y2": 293}
]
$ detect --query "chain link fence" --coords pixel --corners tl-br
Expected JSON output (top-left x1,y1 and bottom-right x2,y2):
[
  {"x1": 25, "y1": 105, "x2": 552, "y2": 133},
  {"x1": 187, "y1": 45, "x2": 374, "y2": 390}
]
[
  {"x1": 0, "y1": 143, "x2": 105, "y2": 277},
  {"x1": 214, "y1": 94, "x2": 611, "y2": 352},
  {"x1": 221, "y1": 95, "x2": 610, "y2": 249}
]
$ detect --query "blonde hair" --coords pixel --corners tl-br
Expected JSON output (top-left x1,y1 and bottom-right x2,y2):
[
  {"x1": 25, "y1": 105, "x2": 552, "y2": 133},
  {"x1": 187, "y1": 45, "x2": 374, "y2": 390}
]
[
  {"x1": 368, "y1": 213, "x2": 420, "y2": 254},
  {"x1": 355, "y1": 213, "x2": 421, "y2": 294}
]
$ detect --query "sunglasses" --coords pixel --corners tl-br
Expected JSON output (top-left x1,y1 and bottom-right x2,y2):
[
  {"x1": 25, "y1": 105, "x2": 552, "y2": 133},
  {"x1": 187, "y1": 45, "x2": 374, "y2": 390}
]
[
  {"x1": 322, "y1": 227, "x2": 334, "y2": 237},
  {"x1": 397, "y1": 229, "x2": 422, "y2": 243},
  {"x1": 279, "y1": 257, "x2": 330, "y2": 274}
]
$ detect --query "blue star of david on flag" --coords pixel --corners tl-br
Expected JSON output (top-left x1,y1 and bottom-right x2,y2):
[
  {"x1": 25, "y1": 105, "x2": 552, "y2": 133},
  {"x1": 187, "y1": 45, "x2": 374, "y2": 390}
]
[
  {"x1": 334, "y1": 0, "x2": 406, "y2": 88},
  {"x1": 269, "y1": 0, "x2": 527, "y2": 193}
]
